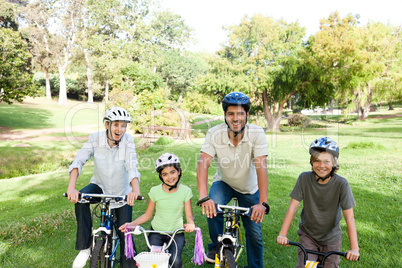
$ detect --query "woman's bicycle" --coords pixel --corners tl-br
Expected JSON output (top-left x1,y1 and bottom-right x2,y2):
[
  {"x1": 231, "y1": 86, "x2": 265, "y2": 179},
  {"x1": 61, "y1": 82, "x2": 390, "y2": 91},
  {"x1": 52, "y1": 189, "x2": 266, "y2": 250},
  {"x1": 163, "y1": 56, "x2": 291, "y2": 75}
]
[
  {"x1": 124, "y1": 225, "x2": 206, "y2": 268},
  {"x1": 286, "y1": 241, "x2": 360, "y2": 268},
  {"x1": 197, "y1": 197, "x2": 251, "y2": 268},
  {"x1": 63, "y1": 192, "x2": 144, "y2": 268}
]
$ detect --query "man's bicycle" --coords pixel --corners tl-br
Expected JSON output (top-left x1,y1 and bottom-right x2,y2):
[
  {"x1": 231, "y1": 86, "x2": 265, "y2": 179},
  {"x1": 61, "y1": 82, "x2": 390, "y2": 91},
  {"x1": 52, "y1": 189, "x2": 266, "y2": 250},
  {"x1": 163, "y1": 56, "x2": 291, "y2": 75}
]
[
  {"x1": 63, "y1": 193, "x2": 144, "y2": 268},
  {"x1": 287, "y1": 241, "x2": 360, "y2": 268},
  {"x1": 197, "y1": 197, "x2": 251, "y2": 268}
]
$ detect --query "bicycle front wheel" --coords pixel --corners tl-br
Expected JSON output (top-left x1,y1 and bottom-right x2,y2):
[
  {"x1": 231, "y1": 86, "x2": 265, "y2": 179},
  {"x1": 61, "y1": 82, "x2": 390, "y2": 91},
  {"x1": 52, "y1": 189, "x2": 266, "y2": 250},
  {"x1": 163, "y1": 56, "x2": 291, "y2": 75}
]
[
  {"x1": 221, "y1": 248, "x2": 237, "y2": 268},
  {"x1": 90, "y1": 239, "x2": 110, "y2": 268}
]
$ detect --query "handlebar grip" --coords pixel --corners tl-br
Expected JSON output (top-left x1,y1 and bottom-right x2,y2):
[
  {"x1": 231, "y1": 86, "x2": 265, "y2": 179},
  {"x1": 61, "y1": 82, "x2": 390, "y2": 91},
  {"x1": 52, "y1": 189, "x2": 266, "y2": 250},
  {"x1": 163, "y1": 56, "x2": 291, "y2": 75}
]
[
  {"x1": 63, "y1": 192, "x2": 82, "y2": 199},
  {"x1": 124, "y1": 195, "x2": 145, "y2": 201}
]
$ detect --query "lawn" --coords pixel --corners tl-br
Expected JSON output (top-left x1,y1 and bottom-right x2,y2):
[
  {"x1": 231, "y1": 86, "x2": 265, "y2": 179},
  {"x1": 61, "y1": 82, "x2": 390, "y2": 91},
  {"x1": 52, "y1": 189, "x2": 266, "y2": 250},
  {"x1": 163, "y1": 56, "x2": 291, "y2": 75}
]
[{"x1": 0, "y1": 100, "x2": 401, "y2": 267}]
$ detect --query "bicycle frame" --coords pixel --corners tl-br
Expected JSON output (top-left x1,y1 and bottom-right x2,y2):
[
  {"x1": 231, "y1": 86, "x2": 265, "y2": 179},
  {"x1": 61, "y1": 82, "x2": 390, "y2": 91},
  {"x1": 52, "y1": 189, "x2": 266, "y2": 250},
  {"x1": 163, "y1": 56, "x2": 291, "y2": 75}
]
[
  {"x1": 64, "y1": 193, "x2": 143, "y2": 268},
  {"x1": 288, "y1": 241, "x2": 360, "y2": 268},
  {"x1": 216, "y1": 198, "x2": 251, "y2": 266}
]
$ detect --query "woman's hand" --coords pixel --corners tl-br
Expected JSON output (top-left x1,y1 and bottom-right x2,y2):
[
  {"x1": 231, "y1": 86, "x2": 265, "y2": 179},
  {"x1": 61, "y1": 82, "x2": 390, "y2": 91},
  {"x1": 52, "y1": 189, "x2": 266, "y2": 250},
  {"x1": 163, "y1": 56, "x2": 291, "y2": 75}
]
[
  {"x1": 66, "y1": 188, "x2": 80, "y2": 203},
  {"x1": 126, "y1": 191, "x2": 140, "y2": 206},
  {"x1": 184, "y1": 223, "x2": 195, "y2": 233}
]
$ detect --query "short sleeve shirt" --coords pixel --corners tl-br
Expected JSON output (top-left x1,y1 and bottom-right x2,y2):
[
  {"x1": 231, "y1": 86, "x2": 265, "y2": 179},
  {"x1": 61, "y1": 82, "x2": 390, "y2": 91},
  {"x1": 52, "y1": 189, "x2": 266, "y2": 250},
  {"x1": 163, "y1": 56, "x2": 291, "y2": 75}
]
[
  {"x1": 201, "y1": 123, "x2": 268, "y2": 194},
  {"x1": 149, "y1": 184, "x2": 193, "y2": 232},
  {"x1": 291, "y1": 172, "x2": 356, "y2": 244}
]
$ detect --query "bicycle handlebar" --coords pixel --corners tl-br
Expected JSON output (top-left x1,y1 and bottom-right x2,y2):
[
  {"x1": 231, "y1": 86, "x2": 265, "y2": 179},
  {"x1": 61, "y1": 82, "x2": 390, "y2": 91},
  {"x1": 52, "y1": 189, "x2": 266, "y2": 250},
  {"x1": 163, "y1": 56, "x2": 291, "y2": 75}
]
[
  {"x1": 217, "y1": 204, "x2": 252, "y2": 217},
  {"x1": 62, "y1": 192, "x2": 145, "y2": 203},
  {"x1": 288, "y1": 241, "x2": 360, "y2": 263}
]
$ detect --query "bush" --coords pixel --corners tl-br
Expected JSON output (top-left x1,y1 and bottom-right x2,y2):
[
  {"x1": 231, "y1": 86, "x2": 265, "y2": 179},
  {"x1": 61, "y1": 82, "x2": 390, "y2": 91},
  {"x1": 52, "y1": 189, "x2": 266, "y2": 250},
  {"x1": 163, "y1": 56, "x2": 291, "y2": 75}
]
[
  {"x1": 153, "y1": 136, "x2": 174, "y2": 146},
  {"x1": 288, "y1": 113, "x2": 311, "y2": 127}
]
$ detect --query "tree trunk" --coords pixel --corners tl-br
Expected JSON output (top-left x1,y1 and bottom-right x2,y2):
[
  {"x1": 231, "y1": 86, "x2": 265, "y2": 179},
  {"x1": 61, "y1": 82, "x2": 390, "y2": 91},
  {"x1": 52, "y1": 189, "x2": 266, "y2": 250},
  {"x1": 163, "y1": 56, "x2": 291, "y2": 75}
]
[
  {"x1": 261, "y1": 89, "x2": 287, "y2": 132},
  {"x1": 104, "y1": 73, "x2": 109, "y2": 102},
  {"x1": 262, "y1": 89, "x2": 273, "y2": 131},
  {"x1": 57, "y1": 64, "x2": 68, "y2": 106},
  {"x1": 362, "y1": 83, "x2": 373, "y2": 120},
  {"x1": 44, "y1": 67, "x2": 51, "y2": 99},
  {"x1": 179, "y1": 89, "x2": 183, "y2": 103},
  {"x1": 388, "y1": 100, "x2": 394, "y2": 110},
  {"x1": 84, "y1": 50, "x2": 93, "y2": 103}
]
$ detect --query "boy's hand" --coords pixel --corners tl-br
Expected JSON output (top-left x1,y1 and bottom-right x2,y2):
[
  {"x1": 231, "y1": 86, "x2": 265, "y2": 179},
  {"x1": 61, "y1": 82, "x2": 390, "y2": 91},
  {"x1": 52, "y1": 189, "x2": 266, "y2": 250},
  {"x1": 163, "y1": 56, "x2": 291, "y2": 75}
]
[
  {"x1": 346, "y1": 249, "x2": 359, "y2": 261},
  {"x1": 276, "y1": 235, "x2": 289, "y2": 246},
  {"x1": 184, "y1": 223, "x2": 195, "y2": 233}
]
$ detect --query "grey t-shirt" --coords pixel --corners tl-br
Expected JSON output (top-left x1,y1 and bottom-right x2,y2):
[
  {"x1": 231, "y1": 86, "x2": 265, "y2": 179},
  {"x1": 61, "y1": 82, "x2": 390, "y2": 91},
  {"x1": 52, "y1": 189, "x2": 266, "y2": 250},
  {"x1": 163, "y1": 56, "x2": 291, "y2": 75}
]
[{"x1": 290, "y1": 172, "x2": 356, "y2": 244}]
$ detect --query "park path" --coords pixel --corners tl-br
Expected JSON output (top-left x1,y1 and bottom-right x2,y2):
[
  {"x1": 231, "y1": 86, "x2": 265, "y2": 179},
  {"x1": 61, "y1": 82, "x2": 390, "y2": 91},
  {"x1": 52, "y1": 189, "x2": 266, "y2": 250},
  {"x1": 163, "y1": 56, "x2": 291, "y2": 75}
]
[{"x1": 0, "y1": 124, "x2": 99, "y2": 142}]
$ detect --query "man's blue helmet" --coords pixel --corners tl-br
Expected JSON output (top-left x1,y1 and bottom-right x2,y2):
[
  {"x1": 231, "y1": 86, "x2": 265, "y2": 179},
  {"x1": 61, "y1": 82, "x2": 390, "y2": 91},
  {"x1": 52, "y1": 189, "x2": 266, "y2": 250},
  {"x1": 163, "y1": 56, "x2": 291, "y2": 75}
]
[
  {"x1": 222, "y1": 92, "x2": 251, "y2": 113},
  {"x1": 309, "y1": 137, "x2": 339, "y2": 157}
]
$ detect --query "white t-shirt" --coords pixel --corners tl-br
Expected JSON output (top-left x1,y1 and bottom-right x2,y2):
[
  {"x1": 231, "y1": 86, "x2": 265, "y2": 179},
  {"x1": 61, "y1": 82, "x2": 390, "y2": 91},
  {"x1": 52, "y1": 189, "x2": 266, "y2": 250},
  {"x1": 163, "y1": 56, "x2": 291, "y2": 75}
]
[{"x1": 201, "y1": 123, "x2": 268, "y2": 194}]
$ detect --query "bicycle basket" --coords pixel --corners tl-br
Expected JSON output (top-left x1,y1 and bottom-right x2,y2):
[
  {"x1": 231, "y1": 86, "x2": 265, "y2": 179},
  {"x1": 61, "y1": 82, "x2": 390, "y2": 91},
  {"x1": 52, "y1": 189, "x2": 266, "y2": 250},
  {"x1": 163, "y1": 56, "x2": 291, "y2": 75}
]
[{"x1": 134, "y1": 252, "x2": 171, "y2": 268}]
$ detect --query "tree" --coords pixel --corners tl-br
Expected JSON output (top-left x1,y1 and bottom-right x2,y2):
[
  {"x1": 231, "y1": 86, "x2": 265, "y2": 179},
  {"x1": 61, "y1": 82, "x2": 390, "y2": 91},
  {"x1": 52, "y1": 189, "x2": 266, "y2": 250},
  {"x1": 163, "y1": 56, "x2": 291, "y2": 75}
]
[
  {"x1": 197, "y1": 15, "x2": 306, "y2": 131},
  {"x1": 0, "y1": 28, "x2": 37, "y2": 103},
  {"x1": 22, "y1": 0, "x2": 83, "y2": 106}
]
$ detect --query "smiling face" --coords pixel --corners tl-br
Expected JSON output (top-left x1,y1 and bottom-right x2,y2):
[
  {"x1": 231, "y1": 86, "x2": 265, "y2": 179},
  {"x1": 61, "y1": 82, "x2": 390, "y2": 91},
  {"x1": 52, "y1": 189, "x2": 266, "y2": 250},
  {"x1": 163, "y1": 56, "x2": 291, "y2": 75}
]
[
  {"x1": 160, "y1": 166, "x2": 181, "y2": 188},
  {"x1": 106, "y1": 121, "x2": 127, "y2": 141},
  {"x1": 225, "y1": 105, "x2": 248, "y2": 133},
  {"x1": 311, "y1": 151, "x2": 334, "y2": 179}
]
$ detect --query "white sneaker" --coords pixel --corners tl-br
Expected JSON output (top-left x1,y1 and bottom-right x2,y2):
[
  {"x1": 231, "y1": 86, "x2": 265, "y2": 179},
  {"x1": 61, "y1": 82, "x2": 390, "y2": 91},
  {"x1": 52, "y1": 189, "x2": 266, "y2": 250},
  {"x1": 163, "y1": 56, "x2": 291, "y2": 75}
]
[{"x1": 73, "y1": 248, "x2": 91, "y2": 268}]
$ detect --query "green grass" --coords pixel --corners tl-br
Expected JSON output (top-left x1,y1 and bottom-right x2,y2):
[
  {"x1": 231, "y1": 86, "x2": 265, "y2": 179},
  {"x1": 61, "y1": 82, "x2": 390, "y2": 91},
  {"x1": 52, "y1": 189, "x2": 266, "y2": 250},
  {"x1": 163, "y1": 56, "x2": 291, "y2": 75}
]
[{"x1": 0, "y1": 102, "x2": 401, "y2": 267}]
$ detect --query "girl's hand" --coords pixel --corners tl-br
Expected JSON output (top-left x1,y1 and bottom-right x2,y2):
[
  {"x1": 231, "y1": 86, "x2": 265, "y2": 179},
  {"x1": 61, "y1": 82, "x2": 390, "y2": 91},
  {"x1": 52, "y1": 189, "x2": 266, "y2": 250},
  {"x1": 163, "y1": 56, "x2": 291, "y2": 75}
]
[
  {"x1": 119, "y1": 222, "x2": 133, "y2": 232},
  {"x1": 276, "y1": 235, "x2": 289, "y2": 246},
  {"x1": 184, "y1": 223, "x2": 195, "y2": 233},
  {"x1": 346, "y1": 249, "x2": 359, "y2": 261}
]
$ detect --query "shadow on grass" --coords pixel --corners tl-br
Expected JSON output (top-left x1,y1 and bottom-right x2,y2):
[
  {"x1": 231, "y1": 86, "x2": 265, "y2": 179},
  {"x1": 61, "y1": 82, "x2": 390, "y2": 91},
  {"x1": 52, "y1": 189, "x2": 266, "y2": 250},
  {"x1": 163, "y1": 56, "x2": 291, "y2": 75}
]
[{"x1": 0, "y1": 104, "x2": 52, "y2": 129}]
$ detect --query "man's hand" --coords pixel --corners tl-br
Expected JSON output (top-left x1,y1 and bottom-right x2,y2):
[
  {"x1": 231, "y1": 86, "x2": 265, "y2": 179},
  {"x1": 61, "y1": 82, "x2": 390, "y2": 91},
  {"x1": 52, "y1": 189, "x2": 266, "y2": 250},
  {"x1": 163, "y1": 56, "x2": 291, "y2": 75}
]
[
  {"x1": 200, "y1": 198, "x2": 216, "y2": 218},
  {"x1": 126, "y1": 191, "x2": 140, "y2": 206},
  {"x1": 250, "y1": 203, "x2": 266, "y2": 223}
]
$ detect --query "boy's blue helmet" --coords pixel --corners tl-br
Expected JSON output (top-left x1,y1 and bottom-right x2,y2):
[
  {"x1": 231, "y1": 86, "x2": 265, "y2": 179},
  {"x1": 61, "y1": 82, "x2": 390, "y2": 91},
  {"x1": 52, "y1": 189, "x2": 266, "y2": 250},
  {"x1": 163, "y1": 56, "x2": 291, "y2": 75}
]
[
  {"x1": 309, "y1": 137, "x2": 339, "y2": 157},
  {"x1": 222, "y1": 92, "x2": 251, "y2": 113}
]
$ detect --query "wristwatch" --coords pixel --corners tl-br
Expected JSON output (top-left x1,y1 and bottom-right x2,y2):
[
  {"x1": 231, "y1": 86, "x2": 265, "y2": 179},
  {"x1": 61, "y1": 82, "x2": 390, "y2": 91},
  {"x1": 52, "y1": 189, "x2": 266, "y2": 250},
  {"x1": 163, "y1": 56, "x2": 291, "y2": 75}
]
[{"x1": 262, "y1": 202, "x2": 270, "y2": 215}]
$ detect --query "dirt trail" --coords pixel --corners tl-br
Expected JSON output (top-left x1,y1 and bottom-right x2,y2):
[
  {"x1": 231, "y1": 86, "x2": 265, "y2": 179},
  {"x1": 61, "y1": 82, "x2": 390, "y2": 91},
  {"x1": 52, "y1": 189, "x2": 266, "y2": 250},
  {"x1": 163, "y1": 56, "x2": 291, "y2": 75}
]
[{"x1": 0, "y1": 124, "x2": 99, "y2": 142}]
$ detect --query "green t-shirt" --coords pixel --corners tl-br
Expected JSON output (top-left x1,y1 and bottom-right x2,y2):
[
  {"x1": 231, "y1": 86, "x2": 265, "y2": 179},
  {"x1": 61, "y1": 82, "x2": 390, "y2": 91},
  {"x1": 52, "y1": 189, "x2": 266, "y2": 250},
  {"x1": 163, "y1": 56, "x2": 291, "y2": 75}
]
[
  {"x1": 148, "y1": 183, "x2": 193, "y2": 232},
  {"x1": 290, "y1": 172, "x2": 356, "y2": 244}
]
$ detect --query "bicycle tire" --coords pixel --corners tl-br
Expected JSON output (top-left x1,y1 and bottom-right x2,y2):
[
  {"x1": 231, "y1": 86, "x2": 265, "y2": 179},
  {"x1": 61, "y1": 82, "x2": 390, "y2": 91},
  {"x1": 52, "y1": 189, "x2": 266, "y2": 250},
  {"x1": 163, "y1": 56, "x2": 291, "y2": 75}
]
[
  {"x1": 222, "y1": 248, "x2": 237, "y2": 268},
  {"x1": 90, "y1": 239, "x2": 110, "y2": 268}
]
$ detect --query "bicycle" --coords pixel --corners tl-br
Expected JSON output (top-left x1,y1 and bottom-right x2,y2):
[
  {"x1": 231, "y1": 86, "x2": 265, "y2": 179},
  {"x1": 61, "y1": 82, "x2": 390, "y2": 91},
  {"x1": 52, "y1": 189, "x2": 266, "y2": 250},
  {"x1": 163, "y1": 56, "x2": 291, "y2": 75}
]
[
  {"x1": 197, "y1": 197, "x2": 252, "y2": 268},
  {"x1": 63, "y1": 192, "x2": 144, "y2": 268},
  {"x1": 286, "y1": 241, "x2": 360, "y2": 268},
  {"x1": 124, "y1": 225, "x2": 206, "y2": 268}
]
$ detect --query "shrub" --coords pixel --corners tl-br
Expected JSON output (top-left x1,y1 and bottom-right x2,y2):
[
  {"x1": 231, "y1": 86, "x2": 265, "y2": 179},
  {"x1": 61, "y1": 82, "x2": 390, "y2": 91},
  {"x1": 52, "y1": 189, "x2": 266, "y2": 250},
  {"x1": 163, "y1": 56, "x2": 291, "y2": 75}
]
[
  {"x1": 153, "y1": 136, "x2": 174, "y2": 146},
  {"x1": 288, "y1": 113, "x2": 311, "y2": 127}
]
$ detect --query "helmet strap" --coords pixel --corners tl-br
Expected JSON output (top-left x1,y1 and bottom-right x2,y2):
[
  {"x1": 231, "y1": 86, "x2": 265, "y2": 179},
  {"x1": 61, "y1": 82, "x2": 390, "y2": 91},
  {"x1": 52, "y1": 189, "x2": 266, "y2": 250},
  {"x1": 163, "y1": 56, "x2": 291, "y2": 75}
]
[
  {"x1": 106, "y1": 124, "x2": 122, "y2": 147},
  {"x1": 313, "y1": 167, "x2": 336, "y2": 182}
]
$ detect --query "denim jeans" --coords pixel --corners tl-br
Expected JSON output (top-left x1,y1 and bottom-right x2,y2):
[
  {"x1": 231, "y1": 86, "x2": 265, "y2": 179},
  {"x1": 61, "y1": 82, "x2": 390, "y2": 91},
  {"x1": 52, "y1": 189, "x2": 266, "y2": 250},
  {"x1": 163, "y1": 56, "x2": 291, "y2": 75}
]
[
  {"x1": 148, "y1": 231, "x2": 186, "y2": 268},
  {"x1": 75, "y1": 183, "x2": 136, "y2": 268},
  {"x1": 207, "y1": 181, "x2": 263, "y2": 268}
]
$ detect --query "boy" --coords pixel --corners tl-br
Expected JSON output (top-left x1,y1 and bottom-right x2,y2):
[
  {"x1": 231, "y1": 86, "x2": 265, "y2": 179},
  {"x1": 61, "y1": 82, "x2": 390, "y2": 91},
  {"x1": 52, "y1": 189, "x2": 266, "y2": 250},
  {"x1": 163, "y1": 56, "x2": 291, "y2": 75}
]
[{"x1": 277, "y1": 137, "x2": 359, "y2": 267}]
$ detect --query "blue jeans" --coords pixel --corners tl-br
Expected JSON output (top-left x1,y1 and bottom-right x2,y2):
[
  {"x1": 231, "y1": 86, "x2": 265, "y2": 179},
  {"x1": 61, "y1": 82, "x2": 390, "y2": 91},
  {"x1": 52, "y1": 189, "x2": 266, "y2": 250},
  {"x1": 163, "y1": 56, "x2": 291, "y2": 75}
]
[
  {"x1": 148, "y1": 231, "x2": 186, "y2": 268},
  {"x1": 75, "y1": 183, "x2": 136, "y2": 268},
  {"x1": 207, "y1": 181, "x2": 263, "y2": 268}
]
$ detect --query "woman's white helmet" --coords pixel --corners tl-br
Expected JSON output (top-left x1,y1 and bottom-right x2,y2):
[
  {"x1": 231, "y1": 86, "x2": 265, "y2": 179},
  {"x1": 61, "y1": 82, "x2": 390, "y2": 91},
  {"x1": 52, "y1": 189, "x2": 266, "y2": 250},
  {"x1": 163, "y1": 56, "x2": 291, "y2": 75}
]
[{"x1": 103, "y1": 107, "x2": 131, "y2": 124}]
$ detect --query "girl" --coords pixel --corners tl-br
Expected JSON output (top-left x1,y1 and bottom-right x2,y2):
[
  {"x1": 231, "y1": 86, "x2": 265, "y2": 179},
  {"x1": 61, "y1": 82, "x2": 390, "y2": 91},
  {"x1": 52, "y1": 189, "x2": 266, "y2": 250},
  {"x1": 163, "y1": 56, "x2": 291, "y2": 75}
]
[{"x1": 120, "y1": 153, "x2": 195, "y2": 268}]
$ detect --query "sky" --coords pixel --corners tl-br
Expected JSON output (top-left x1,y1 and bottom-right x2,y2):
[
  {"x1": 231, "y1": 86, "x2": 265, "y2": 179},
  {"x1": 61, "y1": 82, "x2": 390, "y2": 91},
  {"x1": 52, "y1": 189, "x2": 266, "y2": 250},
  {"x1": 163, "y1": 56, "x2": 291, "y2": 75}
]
[{"x1": 160, "y1": 0, "x2": 402, "y2": 53}]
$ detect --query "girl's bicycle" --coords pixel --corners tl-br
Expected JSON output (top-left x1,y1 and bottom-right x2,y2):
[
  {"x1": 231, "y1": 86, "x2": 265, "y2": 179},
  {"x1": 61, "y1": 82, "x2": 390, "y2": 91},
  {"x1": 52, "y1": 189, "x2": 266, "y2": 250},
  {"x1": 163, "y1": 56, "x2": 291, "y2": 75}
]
[
  {"x1": 63, "y1": 192, "x2": 144, "y2": 268},
  {"x1": 287, "y1": 241, "x2": 360, "y2": 268},
  {"x1": 124, "y1": 225, "x2": 206, "y2": 268}
]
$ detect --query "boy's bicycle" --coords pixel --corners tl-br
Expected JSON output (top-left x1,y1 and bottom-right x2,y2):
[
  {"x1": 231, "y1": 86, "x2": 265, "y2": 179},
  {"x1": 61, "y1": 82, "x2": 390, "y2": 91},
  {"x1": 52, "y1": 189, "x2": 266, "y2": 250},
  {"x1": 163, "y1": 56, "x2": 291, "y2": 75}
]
[
  {"x1": 63, "y1": 193, "x2": 144, "y2": 268},
  {"x1": 124, "y1": 225, "x2": 206, "y2": 268},
  {"x1": 287, "y1": 241, "x2": 360, "y2": 268},
  {"x1": 197, "y1": 197, "x2": 253, "y2": 268}
]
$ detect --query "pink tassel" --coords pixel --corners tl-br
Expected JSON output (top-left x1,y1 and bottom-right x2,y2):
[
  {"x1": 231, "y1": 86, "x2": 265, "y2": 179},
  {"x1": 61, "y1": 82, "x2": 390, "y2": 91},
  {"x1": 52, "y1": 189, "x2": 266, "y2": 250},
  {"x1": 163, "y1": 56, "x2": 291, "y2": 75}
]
[
  {"x1": 124, "y1": 231, "x2": 136, "y2": 259},
  {"x1": 191, "y1": 227, "x2": 206, "y2": 265}
]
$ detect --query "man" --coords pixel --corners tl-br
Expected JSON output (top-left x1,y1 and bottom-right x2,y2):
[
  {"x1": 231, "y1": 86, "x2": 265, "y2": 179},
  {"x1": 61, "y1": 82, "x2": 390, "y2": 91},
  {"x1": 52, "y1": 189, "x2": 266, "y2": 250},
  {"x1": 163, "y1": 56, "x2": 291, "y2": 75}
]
[{"x1": 196, "y1": 92, "x2": 269, "y2": 268}]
